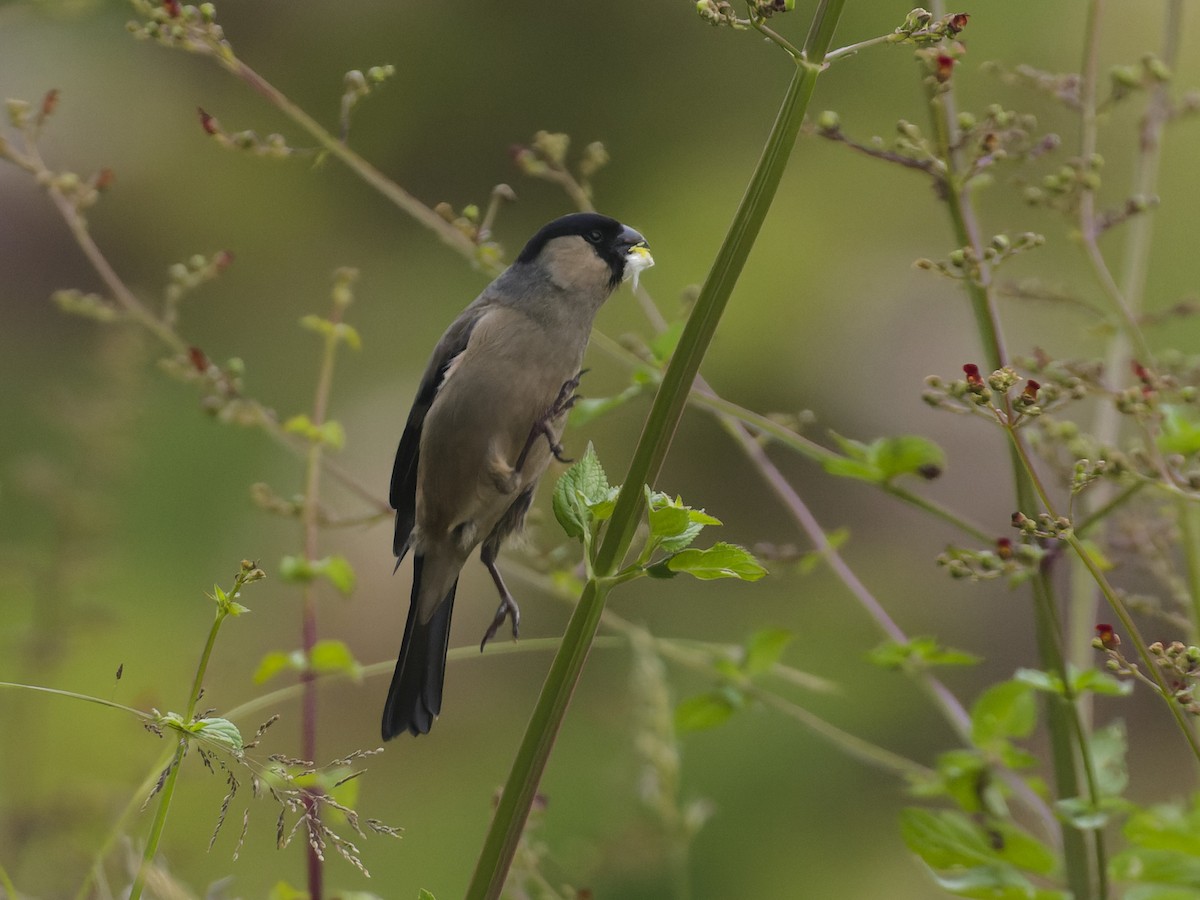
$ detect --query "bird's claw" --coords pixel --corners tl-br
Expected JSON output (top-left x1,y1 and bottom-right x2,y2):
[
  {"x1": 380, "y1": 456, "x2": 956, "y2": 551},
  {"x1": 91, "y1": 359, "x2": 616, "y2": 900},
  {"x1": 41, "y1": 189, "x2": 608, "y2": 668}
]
[
  {"x1": 480, "y1": 595, "x2": 520, "y2": 651},
  {"x1": 514, "y1": 370, "x2": 588, "y2": 473}
]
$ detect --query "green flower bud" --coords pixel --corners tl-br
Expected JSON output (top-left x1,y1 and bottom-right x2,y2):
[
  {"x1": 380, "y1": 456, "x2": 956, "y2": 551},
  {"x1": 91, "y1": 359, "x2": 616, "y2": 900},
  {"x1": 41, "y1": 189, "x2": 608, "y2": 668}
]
[{"x1": 816, "y1": 110, "x2": 840, "y2": 133}]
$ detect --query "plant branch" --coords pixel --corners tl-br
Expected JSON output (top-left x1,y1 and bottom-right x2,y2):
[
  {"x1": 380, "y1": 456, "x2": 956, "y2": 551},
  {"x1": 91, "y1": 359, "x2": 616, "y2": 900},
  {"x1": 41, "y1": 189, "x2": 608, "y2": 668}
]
[{"x1": 463, "y1": 6, "x2": 848, "y2": 898}]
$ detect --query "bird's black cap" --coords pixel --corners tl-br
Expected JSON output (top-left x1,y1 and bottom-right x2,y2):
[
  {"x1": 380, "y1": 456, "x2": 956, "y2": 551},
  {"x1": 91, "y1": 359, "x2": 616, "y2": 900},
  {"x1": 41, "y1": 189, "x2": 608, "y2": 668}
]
[{"x1": 517, "y1": 212, "x2": 646, "y2": 285}]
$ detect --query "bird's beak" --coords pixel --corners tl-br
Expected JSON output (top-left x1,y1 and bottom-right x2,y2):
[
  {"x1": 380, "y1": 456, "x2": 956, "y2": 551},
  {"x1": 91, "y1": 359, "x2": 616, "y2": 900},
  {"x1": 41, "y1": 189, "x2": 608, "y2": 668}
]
[{"x1": 619, "y1": 225, "x2": 654, "y2": 290}]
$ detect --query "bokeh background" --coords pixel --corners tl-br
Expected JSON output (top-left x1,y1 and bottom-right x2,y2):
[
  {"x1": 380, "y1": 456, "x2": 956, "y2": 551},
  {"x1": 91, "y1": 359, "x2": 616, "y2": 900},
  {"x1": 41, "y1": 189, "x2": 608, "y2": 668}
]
[{"x1": 2, "y1": 2, "x2": 1199, "y2": 898}]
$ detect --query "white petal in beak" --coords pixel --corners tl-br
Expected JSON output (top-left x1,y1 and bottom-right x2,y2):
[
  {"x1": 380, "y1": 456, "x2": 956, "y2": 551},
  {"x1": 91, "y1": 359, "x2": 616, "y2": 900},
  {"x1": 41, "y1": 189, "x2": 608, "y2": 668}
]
[{"x1": 623, "y1": 244, "x2": 655, "y2": 291}]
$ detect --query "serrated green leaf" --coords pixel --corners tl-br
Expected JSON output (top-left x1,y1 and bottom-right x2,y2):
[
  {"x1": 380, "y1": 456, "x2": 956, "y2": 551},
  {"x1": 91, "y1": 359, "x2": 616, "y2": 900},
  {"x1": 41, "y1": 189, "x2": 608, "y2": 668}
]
[
  {"x1": 194, "y1": 716, "x2": 244, "y2": 754},
  {"x1": 553, "y1": 443, "x2": 609, "y2": 540},
  {"x1": 666, "y1": 542, "x2": 766, "y2": 581},
  {"x1": 310, "y1": 638, "x2": 363, "y2": 681},
  {"x1": 675, "y1": 690, "x2": 739, "y2": 732},
  {"x1": 659, "y1": 521, "x2": 705, "y2": 554},
  {"x1": 743, "y1": 628, "x2": 793, "y2": 676},
  {"x1": 648, "y1": 503, "x2": 693, "y2": 540},
  {"x1": 970, "y1": 680, "x2": 1036, "y2": 748}
]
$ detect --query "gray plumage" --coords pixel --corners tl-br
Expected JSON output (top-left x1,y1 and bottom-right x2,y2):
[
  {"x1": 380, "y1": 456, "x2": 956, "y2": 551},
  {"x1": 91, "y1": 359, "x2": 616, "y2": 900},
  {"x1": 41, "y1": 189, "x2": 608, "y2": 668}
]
[{"x1": 383, "y1": 212, "x2": 651, "y2": 739}]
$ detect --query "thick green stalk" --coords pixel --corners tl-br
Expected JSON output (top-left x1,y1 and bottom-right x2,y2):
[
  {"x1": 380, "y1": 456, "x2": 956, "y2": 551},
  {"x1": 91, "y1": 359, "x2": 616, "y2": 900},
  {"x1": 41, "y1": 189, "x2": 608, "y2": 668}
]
[
  {"x1": 462, "y1": 5, "x2": 847, "y2": 898},
  {"x1": 922, "y1": 21, "x2": 1097, "y2": 896}
]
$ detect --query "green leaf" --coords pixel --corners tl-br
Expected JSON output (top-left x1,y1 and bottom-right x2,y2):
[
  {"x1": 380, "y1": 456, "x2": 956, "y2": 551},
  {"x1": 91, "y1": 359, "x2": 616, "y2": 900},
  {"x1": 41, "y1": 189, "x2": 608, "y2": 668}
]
[
  {"x1": 553, "y1": 443, "x2": 609, "y2": 540},
  {"x1": 279, "y1": 554, "x2": 314, "y2": 583},
  {"x1": 900, "y1": 807, "x2": 999, "y2": 870},
  {"x1": 310, "y1": 638, "x2": 363, "y2": 681},
  {"x1": 317, "y1": 420, "x2": 346, "y2": 450},
  {"x1": 334, "y1": 322, "x2": 362, "y2": 350},
  {"x1": 1160, "y1": 405, "x2": 1200, "y2": 456},
  {"x1": 665, "y1": 542, "x2": 766, "y2": 581},
  {"x1": 1072, "y1": 667, "x2": 1133, "y2": 697},
  {"x1": 418, "y1": 890, "x2": 439, "y2": 900},
  {"x1": 901, "y1": 809, "x2": 1058, "y2": 884},
  {"x1": 267, "y1": 881, "x2": 309, "y2": 900},
  {"x1": 743, "y1": 628, "x2": 793, "y2": 676},
  {"x1": 194, "y1": 716, "x2": 244, "y2": 754},
  {"x1": 1091, "y1": 720, "x2": 1129, "y2": 798},
  {"x1": 1013, "y1": 667, "x2": 1065, "y2": 695},
  {"x1": 970, "y1": 680, "x2": 1036, "y2": 748},
  {"x1": 823, "y1": 433, "x2": 946, "y2": 484},
  {"x1": 283, "y1": 413, "x2": 314, "y2": 436},
  {"x1": 1111, "y1": 847, "x2": 1200, "y2": 892},
  {"x1": 569, "y1": 384, "x2": 643, "y2": 427},
  {"x1": 1056, "y1": 796, "x2": 1123, "y2": 831},
  {"x1": 870, "y1": 636, "x2": 981, "y2": 670},
  {"x1": 675, "y1": 689, "x2": 740, "y2": 732},
  {"x1": 253, "y1": 650, "x2": 303, "y2": 683},
  {"x1": 319, "y1": 554, "x2": 357, "y2": 595},
  {"x1": 648, "y1": 320, "x2": 685, "y2": 363},
  {"x1": 645, "y1": 491, "x2": 721, "y2": 554}
]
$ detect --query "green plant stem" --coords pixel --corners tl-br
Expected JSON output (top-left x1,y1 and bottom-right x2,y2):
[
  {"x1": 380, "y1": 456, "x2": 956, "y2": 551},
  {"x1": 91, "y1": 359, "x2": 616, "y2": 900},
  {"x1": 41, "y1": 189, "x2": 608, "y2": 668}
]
[
  {"x1": 129, "y1": 599, "x2": 230, "y2": 900},
  {"x1": 1006, "y1": 428, "x2": 1200, "y2": 762},
  {"x1": 463, "y1": 6, "x2": 847, "y2": 898},
  {"x1": 923, "y1": 8, "x2": 1098, "y2": 891}
]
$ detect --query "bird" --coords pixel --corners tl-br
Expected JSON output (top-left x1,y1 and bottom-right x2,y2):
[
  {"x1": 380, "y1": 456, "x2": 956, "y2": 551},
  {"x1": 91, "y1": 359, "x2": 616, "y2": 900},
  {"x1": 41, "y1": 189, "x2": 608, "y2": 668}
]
[{"x1": 382, "y1": 212, "x2": 653, "y2": 739}]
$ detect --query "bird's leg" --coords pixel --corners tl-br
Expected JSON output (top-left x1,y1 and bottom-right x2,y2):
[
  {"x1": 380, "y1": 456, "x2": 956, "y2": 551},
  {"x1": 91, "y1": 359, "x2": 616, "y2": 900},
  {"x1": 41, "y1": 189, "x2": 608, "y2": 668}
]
[
  {"x1": 480, "y1": 543, "x2": 520, "y2": 650},
  {"x1": 514, "y1": 370, "x2": 588, "y2": 473}
]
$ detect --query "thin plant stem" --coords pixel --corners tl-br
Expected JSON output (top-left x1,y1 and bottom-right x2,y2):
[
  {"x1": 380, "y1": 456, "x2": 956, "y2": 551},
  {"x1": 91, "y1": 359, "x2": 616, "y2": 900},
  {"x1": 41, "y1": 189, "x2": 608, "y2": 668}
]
[
  {"x1": 129, "y1": 590, "x2": 233, "y2": 900},
  {"x1": 295, "y1": 289, "x2": 352, "y2": 900},
  {"x1": 463, "y1": 5, "x2": 848, "y2": 897}
]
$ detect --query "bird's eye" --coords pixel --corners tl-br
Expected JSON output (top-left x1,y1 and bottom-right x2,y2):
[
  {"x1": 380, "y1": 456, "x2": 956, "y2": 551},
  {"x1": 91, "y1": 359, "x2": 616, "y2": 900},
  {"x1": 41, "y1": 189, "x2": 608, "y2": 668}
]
[{"x1": 585, "y1": 229, "x2": 604, "y2": 244}]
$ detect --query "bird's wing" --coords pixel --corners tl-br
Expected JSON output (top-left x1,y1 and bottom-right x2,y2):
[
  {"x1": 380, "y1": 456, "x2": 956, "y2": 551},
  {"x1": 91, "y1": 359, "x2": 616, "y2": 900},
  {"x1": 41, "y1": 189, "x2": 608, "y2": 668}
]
[{"x1": 390, "y1": 305, "x2": 489, "y2": 559}]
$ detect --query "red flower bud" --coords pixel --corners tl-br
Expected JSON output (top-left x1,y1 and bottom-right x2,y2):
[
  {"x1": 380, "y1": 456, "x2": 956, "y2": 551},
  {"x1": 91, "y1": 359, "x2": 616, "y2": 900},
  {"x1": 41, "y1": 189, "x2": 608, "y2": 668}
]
[
  {"x1": 963, "y1": 363, "x2": 984, "y2": 388},
  {"x1": 41, "y1": 88, "x2": 60, "y2": 119},
  {"x1": 935, "y1": 53, "x2": 956, "y2": 83},
  {"x1": 1021, "y1": 379, "x2": 1040, "y2": 402},
  {"x1": 163, "y1": 0, "x2": 182, "y2": 17},
  {"x1": 1095, "y1": 623, "x2": 1120, "y2": 649},
  {"x1": 947, "y1": 13, "x2": 969, "y2": 34},
  {"x1": 94, "y1": 167, "x2": 116, "y2": 191},
  {"x1": 996, "y1": 538, "x2": 1013, "y2": 560},
  {"x1": 198, "y1": 107, "x2": 219, "y2": 136},
  {"x1": 188, "y1": 346, "x2": 210, "y2": 373}
]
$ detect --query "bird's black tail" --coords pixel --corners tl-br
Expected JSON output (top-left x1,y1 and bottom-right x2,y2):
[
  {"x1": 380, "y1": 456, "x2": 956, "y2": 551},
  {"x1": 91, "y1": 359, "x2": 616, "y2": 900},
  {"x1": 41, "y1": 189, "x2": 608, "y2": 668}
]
[{"x1": 382, "y1": 555, "x2": 457, "y2": 739}]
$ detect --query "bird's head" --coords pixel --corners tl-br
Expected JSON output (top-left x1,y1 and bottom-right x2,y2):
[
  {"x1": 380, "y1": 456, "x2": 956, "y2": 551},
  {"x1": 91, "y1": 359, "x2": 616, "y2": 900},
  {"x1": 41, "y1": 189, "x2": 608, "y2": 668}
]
[{"x1": 516, "y1": 212, "x2": 653, "y2": 294}]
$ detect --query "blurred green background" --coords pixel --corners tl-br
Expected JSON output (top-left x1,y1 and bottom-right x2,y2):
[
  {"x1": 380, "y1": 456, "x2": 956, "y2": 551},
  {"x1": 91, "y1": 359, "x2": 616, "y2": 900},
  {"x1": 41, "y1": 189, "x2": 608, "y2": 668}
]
[{"x1": 2, "y1": 2, "x2": 1199, "y2": 897}]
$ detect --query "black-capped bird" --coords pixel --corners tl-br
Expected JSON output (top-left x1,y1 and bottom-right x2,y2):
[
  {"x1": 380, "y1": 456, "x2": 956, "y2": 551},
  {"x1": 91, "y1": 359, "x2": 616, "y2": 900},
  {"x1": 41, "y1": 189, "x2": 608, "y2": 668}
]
[{"x1": 382, "y1": 212, "x2": 653, "y2": 739}]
